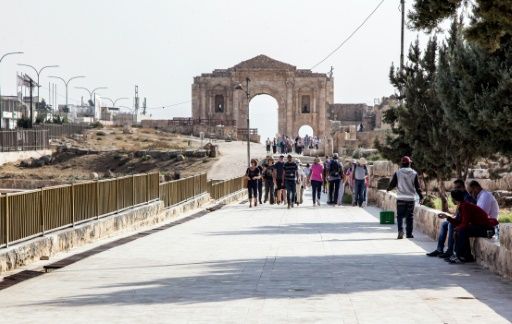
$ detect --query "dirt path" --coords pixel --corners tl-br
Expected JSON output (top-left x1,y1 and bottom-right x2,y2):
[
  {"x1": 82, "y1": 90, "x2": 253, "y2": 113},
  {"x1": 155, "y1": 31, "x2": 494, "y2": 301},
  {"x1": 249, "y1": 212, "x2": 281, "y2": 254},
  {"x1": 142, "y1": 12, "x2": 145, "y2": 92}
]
[{"x1": 208, "y1": 141, "x2": 267, "y2": 180}]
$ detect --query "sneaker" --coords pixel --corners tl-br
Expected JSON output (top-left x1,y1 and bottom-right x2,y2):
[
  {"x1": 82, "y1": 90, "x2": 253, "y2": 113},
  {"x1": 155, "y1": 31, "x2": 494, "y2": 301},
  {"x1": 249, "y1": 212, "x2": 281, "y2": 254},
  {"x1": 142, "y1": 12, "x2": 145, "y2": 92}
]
[
  {"x1": 448, "y1": 256, "x2": 465, "y2": 264},
  {"x1": 406, "y1": 234, "x2": 414, "y2": 239},
  {"x1": 426, "y1": 250, "x2": 442, "y2": 257},
  {"x1": 438, "y1": 252, "x2": 452, "y2": 259},
  {"x1": 317, "y1": 201, "x2": 321, "y2": 206},
  {"x1": 397, "y1": 231, "x2": 404, "y2": 240}
]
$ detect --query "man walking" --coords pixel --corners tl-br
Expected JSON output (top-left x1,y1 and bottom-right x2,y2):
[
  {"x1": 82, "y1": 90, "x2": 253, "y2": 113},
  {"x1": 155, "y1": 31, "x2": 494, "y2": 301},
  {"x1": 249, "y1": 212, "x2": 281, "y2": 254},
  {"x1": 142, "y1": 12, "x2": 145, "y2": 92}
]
[
  {"x1": 352, "y1": 158, "x2": 368, "y2": 207},
  {"x1": 328, "y1": 153, "x2": 343, "y2": 205},
  {"x1": 283, "y1": 154, "x2": 298, "y2": 209},
  {"x1": 387, "y1": 156, "x2": 423, "y2": 239}
]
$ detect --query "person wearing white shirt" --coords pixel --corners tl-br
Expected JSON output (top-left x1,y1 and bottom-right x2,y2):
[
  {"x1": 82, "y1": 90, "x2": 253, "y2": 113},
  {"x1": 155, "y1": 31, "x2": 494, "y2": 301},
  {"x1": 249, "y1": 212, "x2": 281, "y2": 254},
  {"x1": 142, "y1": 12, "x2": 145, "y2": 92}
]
[
  {"x1": 468, "y1": 180, "x2": 499, "y2": 219},
  {"x1": 295, "y1": 159, "x2": 305, "y2": 205}
]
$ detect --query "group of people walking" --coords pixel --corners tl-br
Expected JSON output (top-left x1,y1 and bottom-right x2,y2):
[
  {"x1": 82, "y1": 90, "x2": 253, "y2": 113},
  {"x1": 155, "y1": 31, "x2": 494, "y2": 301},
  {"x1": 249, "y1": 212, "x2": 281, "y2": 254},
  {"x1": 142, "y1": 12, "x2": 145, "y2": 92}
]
[
  {"x1": 245, "y1": 153, "x2": 369, "y2": 209},
  {"x1": 265, "y1": 135, "x2": 321, "y2": 155}
]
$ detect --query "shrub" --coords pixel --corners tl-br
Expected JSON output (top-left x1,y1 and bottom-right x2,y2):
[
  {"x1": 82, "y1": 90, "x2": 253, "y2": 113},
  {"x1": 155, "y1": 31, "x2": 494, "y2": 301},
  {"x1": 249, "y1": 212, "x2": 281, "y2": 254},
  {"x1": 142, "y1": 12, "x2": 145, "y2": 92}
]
[{"x1": 499, "y1": 211, "x2": 512, "y2": 223}]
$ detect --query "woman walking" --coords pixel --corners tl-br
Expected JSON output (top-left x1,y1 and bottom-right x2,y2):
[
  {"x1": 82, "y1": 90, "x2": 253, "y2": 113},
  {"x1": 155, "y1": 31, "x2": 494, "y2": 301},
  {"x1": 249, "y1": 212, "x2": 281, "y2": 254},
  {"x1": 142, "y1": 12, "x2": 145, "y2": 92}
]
[
  {"x1": 245, "y1": 159, "x2": 261, "y2": 207},
  {"x1": 310, "y1": 157, "x2": 324, "y2": 206},
  {"x1": 262, "y1": 158, "x2": 275, "y2": 204}
]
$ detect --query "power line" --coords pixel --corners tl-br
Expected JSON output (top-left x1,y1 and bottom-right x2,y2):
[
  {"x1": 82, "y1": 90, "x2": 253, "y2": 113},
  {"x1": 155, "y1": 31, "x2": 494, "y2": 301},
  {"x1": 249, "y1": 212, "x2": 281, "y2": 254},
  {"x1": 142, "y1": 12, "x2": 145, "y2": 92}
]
[
  {"x1": 310, "y1": 0, "x2": 385, "y2": 70},
  {"x1": 146, "y1": 100, "x2": 191, "y2": 110}
]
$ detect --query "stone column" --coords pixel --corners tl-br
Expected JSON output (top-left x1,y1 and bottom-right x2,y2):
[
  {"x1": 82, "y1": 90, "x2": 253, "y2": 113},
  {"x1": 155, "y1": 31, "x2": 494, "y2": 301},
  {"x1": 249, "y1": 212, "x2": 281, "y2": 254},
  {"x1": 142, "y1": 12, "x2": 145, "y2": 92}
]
[
  {"x1": 318, "y1": 81, "x2": 326, "y2": 138},
  {"x1": 286, "y1": 83, "x2": 294, "y2": 137}
]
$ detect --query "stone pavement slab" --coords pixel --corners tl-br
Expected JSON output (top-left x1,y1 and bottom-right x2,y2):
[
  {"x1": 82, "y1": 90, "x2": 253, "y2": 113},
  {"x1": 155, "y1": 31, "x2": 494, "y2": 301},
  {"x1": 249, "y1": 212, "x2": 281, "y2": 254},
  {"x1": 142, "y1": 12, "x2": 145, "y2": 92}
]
[{"x1": 1, "y1": 189, "x2": 512, "y2": 323}]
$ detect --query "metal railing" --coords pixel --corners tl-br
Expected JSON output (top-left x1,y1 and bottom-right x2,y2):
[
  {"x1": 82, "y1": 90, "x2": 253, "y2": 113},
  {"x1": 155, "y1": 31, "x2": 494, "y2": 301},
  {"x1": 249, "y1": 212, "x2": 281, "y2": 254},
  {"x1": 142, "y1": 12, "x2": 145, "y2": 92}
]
[
  {"x1": 159, "y1": 173, "x2": 208, "y2": 207},
  {"x1": 0, "y1": 173, "x2": 160, "y2": 247},
  {"x1": 34, "y1": 124, "x2": 90, "y2": 139},
  {"x1": 207, "y1": 176, "x2": 246, "y2": 200},
  {"x1": 0, "y1": 129, "x2": 49, "y2": 152},
  {"x1": 0, "y1": 171, "x2": 248, "y2": 249}
]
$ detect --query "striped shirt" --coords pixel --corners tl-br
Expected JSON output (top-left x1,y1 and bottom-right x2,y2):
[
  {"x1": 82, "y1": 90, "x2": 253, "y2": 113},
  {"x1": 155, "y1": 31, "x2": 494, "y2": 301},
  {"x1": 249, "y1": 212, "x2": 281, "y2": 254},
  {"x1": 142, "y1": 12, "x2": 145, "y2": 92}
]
[{"x1": 284, "y1": 162, "x2": 298, "y2": 181}]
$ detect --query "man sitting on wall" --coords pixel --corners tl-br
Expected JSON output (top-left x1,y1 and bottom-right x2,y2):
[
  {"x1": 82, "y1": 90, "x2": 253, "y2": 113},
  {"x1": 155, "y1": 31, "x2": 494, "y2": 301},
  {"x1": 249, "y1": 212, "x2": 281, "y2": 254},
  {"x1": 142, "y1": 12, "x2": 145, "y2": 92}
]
[
  {"x1": 438, "y1": 190, "x2": 499, "y2": 264},
  {"x1": 426, "y1": 180, "x2": 476, "y2": 259},
  {"x1": 468, "y1": 180, "x2": 499, "y2": 219}
]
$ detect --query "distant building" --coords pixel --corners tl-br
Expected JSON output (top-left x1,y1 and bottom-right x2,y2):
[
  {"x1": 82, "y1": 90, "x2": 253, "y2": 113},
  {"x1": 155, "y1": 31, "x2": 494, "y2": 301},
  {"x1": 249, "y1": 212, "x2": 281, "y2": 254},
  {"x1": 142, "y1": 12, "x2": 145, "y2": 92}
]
[{"x1": 0, "y1": 96, "x2": 30, "y2": 129}]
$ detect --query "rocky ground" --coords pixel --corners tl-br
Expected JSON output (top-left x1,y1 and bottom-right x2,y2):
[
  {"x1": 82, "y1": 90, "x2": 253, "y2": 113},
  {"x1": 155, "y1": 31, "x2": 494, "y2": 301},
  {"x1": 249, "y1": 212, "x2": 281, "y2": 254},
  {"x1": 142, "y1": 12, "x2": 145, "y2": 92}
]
[{"x1": 0, "y1": 127, "x2": 218, "y2": 187}]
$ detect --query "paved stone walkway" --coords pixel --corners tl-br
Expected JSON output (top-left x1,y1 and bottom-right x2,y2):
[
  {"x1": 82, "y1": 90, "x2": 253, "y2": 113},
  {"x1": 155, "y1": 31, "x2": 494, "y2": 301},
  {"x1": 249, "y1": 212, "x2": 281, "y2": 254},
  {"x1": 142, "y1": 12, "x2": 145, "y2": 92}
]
[
  {"x1": 2, "y1": 190, "x2": 512, "y2": 323},
  {"x1": 208, "y1": 141, "x2": 267, "y2": 180}
]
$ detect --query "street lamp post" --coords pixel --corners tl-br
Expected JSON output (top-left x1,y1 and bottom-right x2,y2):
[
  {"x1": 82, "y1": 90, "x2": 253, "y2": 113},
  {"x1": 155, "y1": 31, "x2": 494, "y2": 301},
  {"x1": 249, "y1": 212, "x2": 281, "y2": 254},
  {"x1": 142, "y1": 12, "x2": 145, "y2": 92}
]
[
  {"x1": 17, "y1": 64, "x2": 59, "y2": 105},
  {"x1": 75, "y1": 86, "x2": 108, "y2": 106},
  {"x1": 235, "y1": 77, "x2": 251, "y2": 166},
  {"x1": 48, "y1": 75, "x2": 86, "y2": 112},
  {"x1": 0, "y1": 51, "x2": 24, "y2": 129},
  {"x1": 101, "y1": 97, "x2": 128, "y2": 107}
]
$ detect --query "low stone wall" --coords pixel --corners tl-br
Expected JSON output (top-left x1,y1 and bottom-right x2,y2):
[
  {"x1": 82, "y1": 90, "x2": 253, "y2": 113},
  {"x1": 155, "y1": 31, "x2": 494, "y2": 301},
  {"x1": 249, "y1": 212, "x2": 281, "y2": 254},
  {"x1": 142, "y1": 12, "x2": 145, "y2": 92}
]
[
  {"x1": 0, "y1": 193, "x2": 210, "y2": 275},
  {"x1": 0, "y1": 149, "x2": 53, "y2": 166},
  {"x1": 369, "y1": 189, "x2": 512, "y2": 279}
]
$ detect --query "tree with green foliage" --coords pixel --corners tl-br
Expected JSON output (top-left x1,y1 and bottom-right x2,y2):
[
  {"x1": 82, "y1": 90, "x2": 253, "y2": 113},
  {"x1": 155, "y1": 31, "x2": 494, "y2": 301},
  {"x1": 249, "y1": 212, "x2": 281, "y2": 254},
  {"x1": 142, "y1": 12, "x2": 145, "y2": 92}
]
[
  {"x1": 436, "y1": 18, "x2": 512, "y2": 159},
  {"x1": 383, "y1": 37, "x2": 455, "y2": 210},
  {"x1": 409, "y1": 0, "x2": 512, "y2": 52}
]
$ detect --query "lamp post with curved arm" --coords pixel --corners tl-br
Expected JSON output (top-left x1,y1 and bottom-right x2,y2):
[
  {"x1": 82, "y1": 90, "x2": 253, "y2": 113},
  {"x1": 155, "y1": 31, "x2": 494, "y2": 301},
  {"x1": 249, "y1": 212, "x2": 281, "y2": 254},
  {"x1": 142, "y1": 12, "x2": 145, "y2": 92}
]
[
  {"x1": 0, "y1": 51, "x2": 24, "y2": 129},
  {"x1": 101, "y1": 97, "x2": 128, "y2": 107},
  {"x1": 48, "y1": 75, "x2": 85, "y2": 111},
  {"x1": 75, "y1": 86, "x2": 107, "y2": 106},
  {"x1": 235, "y1": 77, "x2": 251, "y2": 166},
  {"x1": 17, "y1": 63, "x2": 59, "y2": 104}
]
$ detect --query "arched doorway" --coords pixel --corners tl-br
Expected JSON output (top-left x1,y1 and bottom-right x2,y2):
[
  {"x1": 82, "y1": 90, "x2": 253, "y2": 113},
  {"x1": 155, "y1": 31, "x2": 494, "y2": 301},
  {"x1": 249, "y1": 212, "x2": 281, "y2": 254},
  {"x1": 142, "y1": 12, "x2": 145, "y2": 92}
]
[
  {"x1": 298, "y1": 125, "x2": 314, "y2": 137},
  {"x1": 249, "y1": 94, "x2": 278, "y2": 144}
]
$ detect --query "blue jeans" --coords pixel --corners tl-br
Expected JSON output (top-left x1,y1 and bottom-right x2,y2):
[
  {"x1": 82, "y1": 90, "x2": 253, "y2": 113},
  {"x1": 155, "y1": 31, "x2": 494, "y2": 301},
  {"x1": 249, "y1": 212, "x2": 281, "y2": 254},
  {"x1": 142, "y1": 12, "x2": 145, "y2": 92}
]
[
  {"x1": 311, "y1": 180, "x2": 322, "y2": 203},
  {"x1": 285, "y1": 180, "x2": 296, "y2": 205},
  {"x1": 436, "y1": 220, "x2": 455, "y2": 254},
  {"x1": 354, "y1": 179, "x2": 366, "y2": 206},
  {"x1": 397, "y1": 200, "x2": 415, "y2": 235}
]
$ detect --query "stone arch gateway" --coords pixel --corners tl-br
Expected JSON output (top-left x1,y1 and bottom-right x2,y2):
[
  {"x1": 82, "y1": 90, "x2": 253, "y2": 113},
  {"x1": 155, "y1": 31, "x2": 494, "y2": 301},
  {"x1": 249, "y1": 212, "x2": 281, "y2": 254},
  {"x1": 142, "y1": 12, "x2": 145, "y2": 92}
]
[{"x1": 192, "y1": 55, "x2": 334, "y2": 138}]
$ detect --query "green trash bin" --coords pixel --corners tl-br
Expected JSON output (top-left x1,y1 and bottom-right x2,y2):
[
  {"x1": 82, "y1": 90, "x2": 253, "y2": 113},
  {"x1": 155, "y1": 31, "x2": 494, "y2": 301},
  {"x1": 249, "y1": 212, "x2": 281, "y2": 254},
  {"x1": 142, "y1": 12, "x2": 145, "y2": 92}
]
[{"x1": 380, "y1": 211, "x2": 395, "y2": 224}]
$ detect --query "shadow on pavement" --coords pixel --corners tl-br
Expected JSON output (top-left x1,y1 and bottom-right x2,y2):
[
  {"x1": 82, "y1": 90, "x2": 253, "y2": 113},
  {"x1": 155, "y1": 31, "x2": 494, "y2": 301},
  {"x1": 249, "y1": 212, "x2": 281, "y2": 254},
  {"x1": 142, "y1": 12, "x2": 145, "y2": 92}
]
[{"x1": 24, "y1": 253, "x2": 512, "y2": 321}]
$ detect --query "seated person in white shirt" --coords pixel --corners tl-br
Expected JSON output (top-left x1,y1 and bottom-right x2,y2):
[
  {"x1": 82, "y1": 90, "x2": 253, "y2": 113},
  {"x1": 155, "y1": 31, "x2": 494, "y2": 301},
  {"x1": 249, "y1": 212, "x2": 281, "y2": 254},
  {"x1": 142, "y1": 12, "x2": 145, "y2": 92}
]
[{"x1": 468, "y1": 180, "x2": 499, "y2": 219}]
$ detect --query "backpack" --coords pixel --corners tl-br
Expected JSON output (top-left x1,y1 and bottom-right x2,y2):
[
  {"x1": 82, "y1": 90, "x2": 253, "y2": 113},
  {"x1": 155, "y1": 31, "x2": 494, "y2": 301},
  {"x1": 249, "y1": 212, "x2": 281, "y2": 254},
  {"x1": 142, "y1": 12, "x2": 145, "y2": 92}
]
[{"x1": 329, "y1": 160, "x2": 341, "y2": 177}]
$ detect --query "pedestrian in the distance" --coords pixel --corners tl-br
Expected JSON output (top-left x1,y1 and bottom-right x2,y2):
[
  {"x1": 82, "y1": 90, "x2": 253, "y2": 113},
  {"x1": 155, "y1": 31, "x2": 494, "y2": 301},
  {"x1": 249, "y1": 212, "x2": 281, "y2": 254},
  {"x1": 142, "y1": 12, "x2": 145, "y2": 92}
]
[
  {"x1": 283, "y1": 154, "x2": 298, "y2": 209},
  {"x1": 386, "y1": 156, "x2": 423, "y2": 239},
  {"x1": 352, "y1": 158, "x2": 368, "y2": 207},
  {"x1": 262, "y1": 158, "x2": 275, "y2": 205},
  {"x1": 328, "y1": 153, "x2": 343, "y2": 205},
  {"x1": 245, "y1": 159, "x2": 261, "y2": 208},
  {"x1": 309, "y1": 157, "x2": 324, "y2": 206},
  {"x1": 256, "y1": 159, "x2": 264, "y2": 205},
  {"x1": 295, "y1": 158, "x2": 305, "y2": 205}
]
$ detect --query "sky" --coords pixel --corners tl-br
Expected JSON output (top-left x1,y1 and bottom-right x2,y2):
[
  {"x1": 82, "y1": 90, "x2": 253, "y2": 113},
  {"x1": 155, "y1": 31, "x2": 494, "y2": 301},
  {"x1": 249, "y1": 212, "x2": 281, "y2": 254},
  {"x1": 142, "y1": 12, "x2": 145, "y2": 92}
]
[{"x1": 1, "y1": 0, "x2": 433, "y2": 140}]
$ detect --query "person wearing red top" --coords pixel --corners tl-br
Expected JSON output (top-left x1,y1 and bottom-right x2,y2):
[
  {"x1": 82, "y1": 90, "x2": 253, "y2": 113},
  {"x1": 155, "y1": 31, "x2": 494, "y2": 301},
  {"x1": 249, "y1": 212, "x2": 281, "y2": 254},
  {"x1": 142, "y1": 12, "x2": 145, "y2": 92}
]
[{"x1": 439, "y1": 190, "x2": 499, "y2": 264}]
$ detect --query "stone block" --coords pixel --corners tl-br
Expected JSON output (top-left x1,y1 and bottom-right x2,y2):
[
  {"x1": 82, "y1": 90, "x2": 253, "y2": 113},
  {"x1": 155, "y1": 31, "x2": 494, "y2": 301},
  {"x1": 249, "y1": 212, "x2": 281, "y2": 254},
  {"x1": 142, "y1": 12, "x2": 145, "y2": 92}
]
[
  {"x1": 472, "y1": 169, "x2": 490, "y2": 179},
  {"x1": 500, "y1": 224, "x2": 512, "y2": 251}
]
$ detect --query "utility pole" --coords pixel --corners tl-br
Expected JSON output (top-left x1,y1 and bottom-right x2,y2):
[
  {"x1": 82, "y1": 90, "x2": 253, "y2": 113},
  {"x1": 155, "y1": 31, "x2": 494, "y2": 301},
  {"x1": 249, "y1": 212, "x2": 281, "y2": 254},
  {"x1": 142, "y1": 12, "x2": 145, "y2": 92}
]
[
  {"x1": 134, "y1": 85, "x2": 139, "y2": 115},
  {"x1": 0, "y1": 51, "x2": 24, "y2": 129},
  {"x1": 143, "y1": 97, "x2": 147, "y2": 115},
  {"x1": 18, "y1": 64, "x2": 59, "y2": 107},
  {"x1": 26, "y1": 75, "x2": 34, "y2": 128},
  {"x1": 48, "y1": 75, "x2": 86, "y2": 112},
  {"x1": 400, "y1": 0, "x2": 405, "y2": 72}
]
